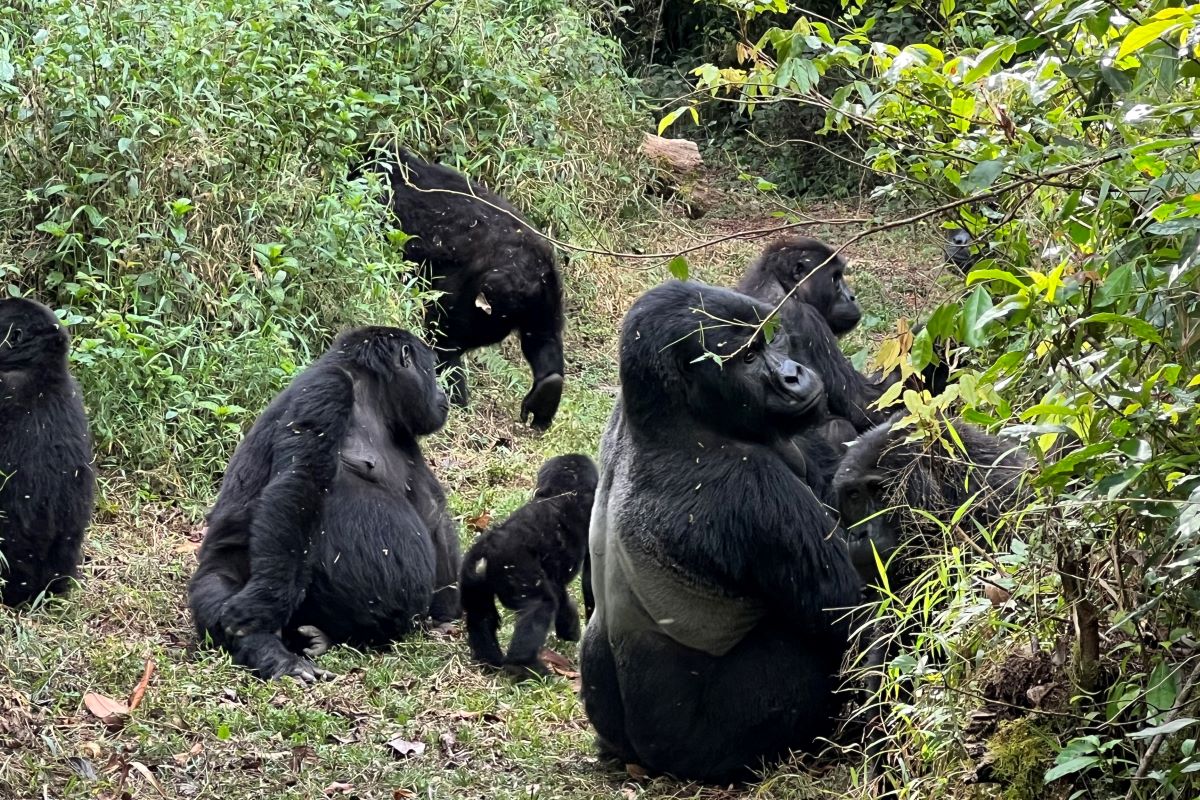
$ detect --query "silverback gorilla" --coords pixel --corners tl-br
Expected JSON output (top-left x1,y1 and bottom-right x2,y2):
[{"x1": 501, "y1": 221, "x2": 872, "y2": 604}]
[
  {"x1": 356, "y1": 149, "x2": 566, "y2": 430},
  {"x1": 0, "y1": 298, "x2": 94, "y2": 606},
  {"x1": 189, "y1": 327, "x2": 461, "y2": 681},
  {"x1": 580, "y1": 281, "x2": 863, "y2": 781},
  {"x1": 461, "y1": 453, "x2": 598, "y2": 678}
]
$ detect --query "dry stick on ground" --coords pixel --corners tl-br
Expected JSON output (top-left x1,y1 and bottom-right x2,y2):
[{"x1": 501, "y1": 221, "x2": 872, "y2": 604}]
[{"x1": 127, "y1": 659, "x2": 156, "y2": 712}]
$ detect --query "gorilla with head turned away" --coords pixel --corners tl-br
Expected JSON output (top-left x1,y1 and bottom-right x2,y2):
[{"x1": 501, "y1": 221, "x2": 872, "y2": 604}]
[
  {"x1": 0, "y1": 298, "x2": 95, "y2": 607},
  {"x1": 353, "y1": 148, "x2": 566, "y2": 430},
  {"x1": 189, "y1": 326, "x2": 462, "y2": 681},
  {"x1": 580, "y1": 280, "x2": 862, "y2": 781}
]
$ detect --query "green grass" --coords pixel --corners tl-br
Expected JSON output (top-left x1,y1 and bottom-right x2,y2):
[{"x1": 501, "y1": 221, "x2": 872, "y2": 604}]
[{"x1": 0, "y1": 197, "x2": 950, "y2": 799}]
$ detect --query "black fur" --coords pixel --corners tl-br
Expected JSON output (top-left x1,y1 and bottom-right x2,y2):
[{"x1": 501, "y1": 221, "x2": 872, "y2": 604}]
[
  {"x1": 580, "y1": 281, "x2": 862, "y2": 781},
  {"x1": 833, "y1": 414, "x2": 1030, "y2": 587},
  {"x1": 0, "y1": 298, "x2": 95, "y2": 606},
  {"x1": 737, "y1": 236, "x2": 861, "y2": 336},
  {"x1": 944, "y1": 228, "x2": 978, "y2": 273},
  {"x1": 739, "y1": 238, "x2": 895, "y2": 440},
  {"x1": 461, "y1": 454, "x2": 598, "y2": 678},
  {"x1": 188, "y1": 326, "x2": 462, "y2": 681},
  {"x1": 356, "y1": 148, "x2": 566, "y2": 430}
]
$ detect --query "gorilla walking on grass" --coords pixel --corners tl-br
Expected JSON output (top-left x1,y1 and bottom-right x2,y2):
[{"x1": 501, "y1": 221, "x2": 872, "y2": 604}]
[
  {"x1": 189, "y1": 326, "x2": 462, "y2": 681},
  {"x1": 355, "y1": 148, "x2": 566, "y2": 430},
  {"x1": 0, "y1": 298, "x2": 94, "y2": 607},
  {"x1": 461, "y1": 454, "x2": 598, "y2": 678},
  {"x1": 580, "y1": 281, "x2": 863, "y2": 781}
]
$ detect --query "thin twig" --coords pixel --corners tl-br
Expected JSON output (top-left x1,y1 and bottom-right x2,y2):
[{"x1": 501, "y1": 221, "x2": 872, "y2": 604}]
[{"x1": 360, "y1": 0, "x2": 438, "y2": 46}]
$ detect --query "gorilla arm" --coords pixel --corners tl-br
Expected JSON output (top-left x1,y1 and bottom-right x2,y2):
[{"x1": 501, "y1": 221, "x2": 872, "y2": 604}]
[{"x1": 218, "y1": 370, "x2": 355, "y2": 641}]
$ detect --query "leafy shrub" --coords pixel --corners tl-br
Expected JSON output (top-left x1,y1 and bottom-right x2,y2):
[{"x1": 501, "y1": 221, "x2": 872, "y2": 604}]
[{"x1": 0, "y1": 0, "x2": 642, "y2": 498}]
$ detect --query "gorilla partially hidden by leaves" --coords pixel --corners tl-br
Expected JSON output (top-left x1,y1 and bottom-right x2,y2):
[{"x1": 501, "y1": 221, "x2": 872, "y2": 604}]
[
  {"x1": 834, "y1": 415, "x2": 1031, "y2": 587},
  {"x1": 189, "y1": 327, "x2": 461, "y2": 681},
  {"x1": 0, "y1": 298, "x2": 95, "y2": 606},
  {"x1": 580, "y1": 281, "x2": 862, "y2": 781},
  {"x1": 356, "y1": 149, "x2": 566, "y2": 430},
  {"x1": 737, "y1": 237, "x2": 896, "y2": 443}
]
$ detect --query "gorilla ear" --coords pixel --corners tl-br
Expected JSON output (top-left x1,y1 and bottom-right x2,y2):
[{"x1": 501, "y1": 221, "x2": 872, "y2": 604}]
[{"x1": 400, "y1": 343, "x2": 412, "y2": 368}]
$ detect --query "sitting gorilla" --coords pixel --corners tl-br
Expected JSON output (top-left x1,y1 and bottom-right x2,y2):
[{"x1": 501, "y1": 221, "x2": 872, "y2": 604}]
[
  {"x1": 944, "y1": 228, "x2": 979, "y2": 274},
  {"x1": 580, "y1": 281, "x2": 863, "y2": 781},
  {"x1": 189, "y1": 326, "x2": 462, "y2": 681},
  {"x1": 0, "y1": 298, "x2": 95, "y2": 606},
  {"x1": 461, "y1": 454, "x2": 598, "y2": 678},
  {"x1": 833, "y1": 414, "x2": 1030, "y2": 587},
  {"x1": 738, "y1": 237, "x2": 896, "y2": 443},
  {"x1": 354, "y1": 148, "x2": 565, "y2": 430}
]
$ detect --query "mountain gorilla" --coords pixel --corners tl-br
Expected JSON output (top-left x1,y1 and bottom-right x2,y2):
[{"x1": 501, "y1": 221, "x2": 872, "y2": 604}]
[
  {"x1": 0, "y1": 298, "x2": 94, "y2": 606},
  {"x1": 189, "y1": 327, "x2": 462, "y2": 681},
  {"x1": 737, "y1": 236, "x2": 861, "y2": 336},
  {"x1": 834, "y1": 415, "x2": 1030, "y2": 588},
  {"x1": 461, "y1": 454, "x2": 598, "y2": 678},
  {"x1": 580, "y1": 281, "x2": 863, "y2": 781},
  {"x1": 737, "y1": 237, "x2": 896, "y2": 444},
  {"x1": 354, "y1": 148, "x2": 565, "y2": 430}
]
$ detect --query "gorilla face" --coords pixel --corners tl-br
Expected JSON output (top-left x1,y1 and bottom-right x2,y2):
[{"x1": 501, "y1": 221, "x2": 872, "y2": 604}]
[
  {"x1": 835, "y1": 472, "x2": 900, "y2": 581},
  {"x1": 333, "y1": 327, "x2": 449, "y2": 437},
  {"x1": 747, "y1": 237, "x2": 862, "y2": 337},
  {"x1": 0, "y1": 298, "x2": 68, "y2": 371}
]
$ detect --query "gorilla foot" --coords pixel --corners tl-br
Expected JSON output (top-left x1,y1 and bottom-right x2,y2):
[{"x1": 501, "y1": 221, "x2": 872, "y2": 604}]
[
  {"x1": 520, "y1": 373, "x2": 563, "y2": 430},
  {"x1": 555, "y1": 612, "x2": 581, "y2": 643},
  {"x1": 236, "y1": 634, "x2": 332, "y2": 683},
  {"x1": 502, "y1": 659, "x2": 550, "y2": 681}
]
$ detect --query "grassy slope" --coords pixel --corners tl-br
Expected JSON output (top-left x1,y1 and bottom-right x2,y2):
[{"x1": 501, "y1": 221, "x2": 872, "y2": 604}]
[{"x1": 0, "y1": 189, "x2": 947, "y2": 800}]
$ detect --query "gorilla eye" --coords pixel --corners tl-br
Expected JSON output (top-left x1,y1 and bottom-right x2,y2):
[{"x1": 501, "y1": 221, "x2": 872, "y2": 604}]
[{"x1": 742, "y1": 350, "x2": 757, "y2": 364}]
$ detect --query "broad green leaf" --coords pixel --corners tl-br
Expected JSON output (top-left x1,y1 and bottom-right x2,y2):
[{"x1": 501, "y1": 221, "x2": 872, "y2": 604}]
[
  {"x1": 961, "y1": 286, "x2": 994, "y2": 347},
  {"x1": 1117, "y1": 18, "x2": 1184, "y2": 59},
  {"x1": 910, "y1": 328, "x2": 933, "y2": 370},
  {"x1": 667, "y1": 255, "x2": 689, "y2": 281},
  {"x1": 963, "y1": 42, "x2": 1015, "y2": 84},
  {"x1": 1044, "y1": 755, "x2": 1099, "y2": 783},
  {"x1": 1128, "y1": 717, "x2": 1198, "y2": 739},
  {"x1": 1074, "y1": 313, "x2": 1164, "y2": 345},
  {"x1": 963, "y1": 159, "x2": 1006, "y2": 192},
  {"x1": 966, "y1": 268, "x2": 1026, "y2": 290}
]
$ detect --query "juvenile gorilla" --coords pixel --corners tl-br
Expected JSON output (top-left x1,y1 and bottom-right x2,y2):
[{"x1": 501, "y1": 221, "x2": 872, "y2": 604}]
[
  {"x1": 738, "y1": 237, "x2": 895, "y2": 440},
  {"x1": 356, "y1": 148, "x2": 566, "y2": 430},
  {"x1": 580, "y1": 281, "x2": 863, "y2": 781},
  {"x1": 461, "y1": 454, "x2": 598, "y2": 678},
  {"x1": 0, "y1": 299, "x2": 94, "y2": 606},
  {"x1": 834, "y1": 415, "x2": 1030, "y2": 586},
  {"x1": 189, "y1": 327, "x2": 462, "y2": 681}
]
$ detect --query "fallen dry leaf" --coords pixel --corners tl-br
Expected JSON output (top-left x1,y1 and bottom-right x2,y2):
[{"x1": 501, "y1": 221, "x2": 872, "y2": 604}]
[
  {"x1": 625, "y1": 763, "x2": 649, "y2": 781},
  {"x1": 172, "y1": 742, "x2": 204, "y2": 765},
  {"x1": 386, "y1": 737, "x2": 426, "y2": 759},
  {"x1": 393, "y1": 790, "x2": 417, "y2": 799},
  {"x1": 323, "y1": 782, "x2": 354, "y2": 796},
  {"x1": 539, "y1": 647, "x2": 579, "y2": 679},
  {"x1": 465, "y1": 510, "x2": 492, "y2": 532},
  {"x1": 622, "y1": 788, "x2": 639, "y2": 800},
  {"x1": 83, "y1": 693, "x2": 129, "y2": 729},
  {"x1": 439, "y1": 731, "x2": 457, "y2": 754},
  {"x1": 130, "y1": 761, "x2": 165, "y2": 796},
  {"x1": 127, "y1": 659, "x2": 156, "y2": 712}
]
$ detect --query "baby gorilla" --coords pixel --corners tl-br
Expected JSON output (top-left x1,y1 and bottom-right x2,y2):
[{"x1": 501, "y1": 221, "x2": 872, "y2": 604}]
[{"x1": 460, "y1": 454, "x2": 598, "y2": 678}]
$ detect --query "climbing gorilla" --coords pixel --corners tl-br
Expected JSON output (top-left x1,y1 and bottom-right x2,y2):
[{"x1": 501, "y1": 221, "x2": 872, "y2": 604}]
[
  {"x1": 354, "y1": 148, "x2": 566, "y2": 430},
  {"x1": 0, "y1": 298, "x2": 95, "y2": 606},
  {"x1": 833, "y1": 414, "x2": 1031, "y2": 588},
  {"x1": 188, "y1": 326, "x2": 462, "y2": 681},
  {"x1": 738, "y1": 237, "x2": 896, "y2": 442},
  {"x1": 461, "y1": 454, "x2": 598, "y2": 678},
  {"x1": 580, "y1": 281, "x2": 863, "y2": 782}
]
